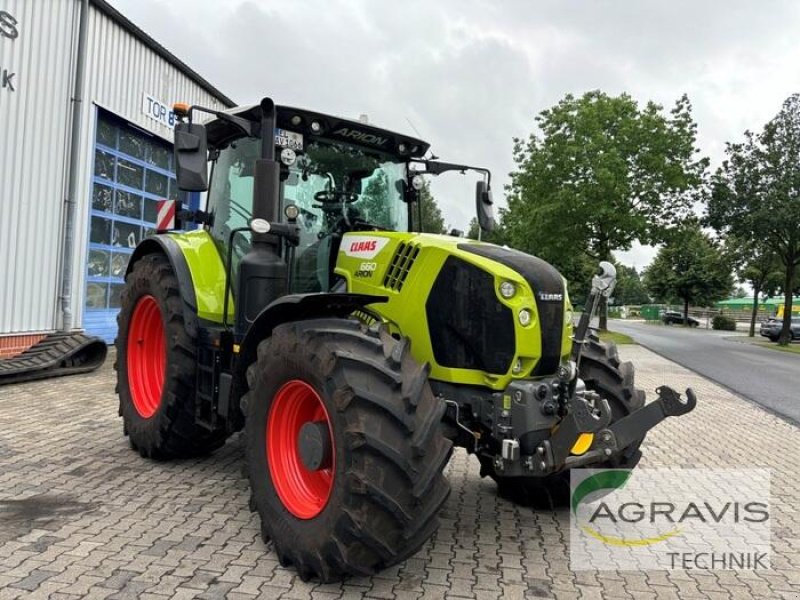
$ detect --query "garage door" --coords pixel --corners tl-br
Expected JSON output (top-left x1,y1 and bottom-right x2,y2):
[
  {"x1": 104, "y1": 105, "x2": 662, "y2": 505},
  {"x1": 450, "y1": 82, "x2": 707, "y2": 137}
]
[{"x1": 84, "y1": 110, "x2": 195, "y2": 343}]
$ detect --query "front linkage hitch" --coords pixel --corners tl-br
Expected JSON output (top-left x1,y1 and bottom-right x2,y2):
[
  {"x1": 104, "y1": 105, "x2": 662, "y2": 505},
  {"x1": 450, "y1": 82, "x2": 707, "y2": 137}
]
[
  {"x1": 533, "y1": 385, "x2": 697, "y2": 474},
  {"x1": 524, "y1": 261, "x2": 697, "y2": 476}
]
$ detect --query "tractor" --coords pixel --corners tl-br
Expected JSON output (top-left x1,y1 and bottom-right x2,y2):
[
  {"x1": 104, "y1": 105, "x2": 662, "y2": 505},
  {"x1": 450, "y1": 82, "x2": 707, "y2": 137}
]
[{"x1": 116, "y1": 98, "x2": 697, "y2": 581}]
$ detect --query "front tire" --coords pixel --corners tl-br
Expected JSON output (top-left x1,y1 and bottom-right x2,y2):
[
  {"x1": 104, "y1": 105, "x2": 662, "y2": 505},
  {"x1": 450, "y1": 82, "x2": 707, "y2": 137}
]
[
  {"x1": 243, "y1": 319, "x2": 452, "y2": 581},
  {"x1": 116, "y1": 253, "x2": 227, "y2": 458}
]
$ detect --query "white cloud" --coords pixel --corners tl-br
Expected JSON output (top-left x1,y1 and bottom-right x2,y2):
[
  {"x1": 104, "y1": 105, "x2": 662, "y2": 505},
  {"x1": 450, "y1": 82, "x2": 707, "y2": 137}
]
[{"x1": 111, "y1": 0, "x2": 800, "y2": 267}]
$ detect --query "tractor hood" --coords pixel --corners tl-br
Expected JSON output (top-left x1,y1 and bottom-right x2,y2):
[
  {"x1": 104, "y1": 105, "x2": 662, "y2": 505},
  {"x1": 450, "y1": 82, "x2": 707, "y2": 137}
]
[{"x1": 336, "y1": 232, "x2": 573, "y2": 390}]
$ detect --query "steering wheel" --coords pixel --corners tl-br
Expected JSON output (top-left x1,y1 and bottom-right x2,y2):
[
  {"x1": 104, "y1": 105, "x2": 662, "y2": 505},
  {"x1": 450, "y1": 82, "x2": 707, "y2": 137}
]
[{"x1": 313, "y1": 189, "x2": 358, "y2": 204}]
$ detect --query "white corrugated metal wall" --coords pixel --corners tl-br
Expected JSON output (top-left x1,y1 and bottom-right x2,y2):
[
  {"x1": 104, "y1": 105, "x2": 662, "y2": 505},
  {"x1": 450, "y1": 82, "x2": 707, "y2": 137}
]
[
  {"x1": 69, "y1": 4, "x2": 227, "y2": 331},
  {"x1": 0, "y1": 0, "x2": 78, "y2": 334},
  {"x1": 0, "y1": 0, "x2": 230, "y2": 335}
]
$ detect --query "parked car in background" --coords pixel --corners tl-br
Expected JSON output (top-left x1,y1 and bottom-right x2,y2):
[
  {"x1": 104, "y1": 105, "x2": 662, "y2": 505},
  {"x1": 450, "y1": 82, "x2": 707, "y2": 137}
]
[
  {"x1": 759, "y1": 317, "x2": 778, "y2": 338},
  {"x1": 760, "y1": 316, "x2": 800, "y2": 341},
  {"x1": 662, "y1": 311, "x2": 700, "y2": 327}
]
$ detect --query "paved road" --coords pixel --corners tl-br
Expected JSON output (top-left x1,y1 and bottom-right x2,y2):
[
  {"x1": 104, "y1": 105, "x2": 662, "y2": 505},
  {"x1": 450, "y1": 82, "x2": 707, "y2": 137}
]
[
  {"x1": 1, "y1": 347, "x2": 799, "y2": 598},
  {"x1": 609, "y1": 319, "x2": 800, "y2": 425}
]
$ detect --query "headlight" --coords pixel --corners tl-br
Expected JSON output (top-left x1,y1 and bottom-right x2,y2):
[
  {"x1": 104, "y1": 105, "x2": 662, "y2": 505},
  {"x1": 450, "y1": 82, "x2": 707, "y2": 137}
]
[
  {"x1": 519, "y1": 308, "x2": 532, "y2": 326},
  {"x1": 500, "y1": 281, "x2": 516, "y2": 299},
  {"x1": 284, "y1": 204, "x2": 300, "y2": 221}
]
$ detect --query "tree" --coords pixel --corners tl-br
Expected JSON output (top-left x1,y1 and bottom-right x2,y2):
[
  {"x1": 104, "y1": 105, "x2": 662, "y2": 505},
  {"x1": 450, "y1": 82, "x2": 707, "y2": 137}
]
[
  {"x1": 613, "y1": 264, "x2": 651, "y2": 306},
  {"x1": 505, "y1": 90, "x2": 708, "y2": 329},
  {"x1": 411, "y1": 181, "x2": 446, "y2": 234},
  {"x1": 708, "y1": 94, "x2": 800, "y2": 345},
  {"x1": 728, "y1": 238, "x2": 783, "y2": 336},
  {"x1": 643, "y1": 224, "x2": 734, "y2": 323},
  {"x1": 355, "y1": 171, "x2": 396, "y2": 229}
]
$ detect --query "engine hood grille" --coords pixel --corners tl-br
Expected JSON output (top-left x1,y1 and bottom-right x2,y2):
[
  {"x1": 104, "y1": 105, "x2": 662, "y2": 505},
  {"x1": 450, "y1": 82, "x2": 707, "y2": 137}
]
[
  {"x1": 458, "y1": 243, "x2": 566, "y2": 376},
  {"x1": 383, "y1": 242, "x2": 420, "y2": 291}
]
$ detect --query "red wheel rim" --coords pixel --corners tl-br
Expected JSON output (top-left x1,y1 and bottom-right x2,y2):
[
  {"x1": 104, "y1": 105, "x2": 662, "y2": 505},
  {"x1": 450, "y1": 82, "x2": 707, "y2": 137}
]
[
  {"x1": 127, "y1": 295, "x2": 166, "y2": 419},
  {"x1": 267, "y1": 380, "x2": 335, "y2": 519}
]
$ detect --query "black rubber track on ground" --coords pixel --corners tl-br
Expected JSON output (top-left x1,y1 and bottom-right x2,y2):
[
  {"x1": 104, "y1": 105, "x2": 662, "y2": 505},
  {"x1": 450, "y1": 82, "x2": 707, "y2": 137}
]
[
  {"x1": 115, "y1": 253, "x2": 228, "y2": 459},
  {"x1": 242, "y1": 318, "x2": 453, "y2": 582},
  {"x1": 0, "y1": 333, "x2": 107, "y2": 385}
]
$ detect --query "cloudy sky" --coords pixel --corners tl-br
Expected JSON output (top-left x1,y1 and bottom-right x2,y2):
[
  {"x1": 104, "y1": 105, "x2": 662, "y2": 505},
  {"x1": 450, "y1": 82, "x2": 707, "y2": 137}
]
[{"x1": 113, "y1": 0, "x2": 800, "y2": 269}]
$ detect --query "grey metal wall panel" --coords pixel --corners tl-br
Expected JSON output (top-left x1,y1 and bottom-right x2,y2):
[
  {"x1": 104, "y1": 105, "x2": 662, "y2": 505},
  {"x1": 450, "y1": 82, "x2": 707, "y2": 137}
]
[
  {"x1": 0, "y1": 0, "x2": 78, "y2": 334},
  {"x1": 0, "y1": 0, "x2": 230, "y2": 335}
]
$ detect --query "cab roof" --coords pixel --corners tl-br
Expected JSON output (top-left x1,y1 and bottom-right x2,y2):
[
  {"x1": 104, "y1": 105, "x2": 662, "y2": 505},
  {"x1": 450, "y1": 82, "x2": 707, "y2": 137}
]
[{"x1": 205, "y1": 102, "x2": 430, "y2": 159}]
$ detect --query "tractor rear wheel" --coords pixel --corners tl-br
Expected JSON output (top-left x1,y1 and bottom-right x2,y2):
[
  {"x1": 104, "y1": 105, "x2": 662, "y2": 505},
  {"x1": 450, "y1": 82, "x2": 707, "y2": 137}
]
[
  {"x1": 115, "y1": 253, "x2": 227, "y2": 458},
  {"x1": 243, "y1": 318, "x2": 452, "y2": 582},
  {"x1": 480, "y1": 333, "x2": 645, "y2": 508}
]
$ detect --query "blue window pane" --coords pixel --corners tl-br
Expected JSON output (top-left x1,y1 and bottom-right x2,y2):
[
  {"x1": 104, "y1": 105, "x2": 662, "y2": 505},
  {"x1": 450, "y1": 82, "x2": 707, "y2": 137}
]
[
  {"x1": 97, "y1": 119, "x2": 117, "y2": 148},
  {"x1": 108, "y1": 283, "x2": 125, "y2": 308},
  {"x1": 115, "y1": 190, "x2": 142, "y2": 219},
  {"x1": 110, "y1": 252, "x2": 129, "y2": 279},
  {"x1": 147, "y1": 144, "x2": 171, "y2": 170},
  {"x1": 113, "y1": 221, "x2": 141, "y2": 249},
  {"x1": 94, "y1": 150, "x2": 115, "y2": 181},
  {"x1": 90, "y1": 216, "x2": 111, "y2": 245},
  {"x1": 88, "y1": 249, "x2": 109, "y2": 277},
  {"x1": 119, "y1": 129, "x2": 146, "y2": 160},
  {"x1": 143, "y1": 198, "x2": 158, "y2": 224},
  {"x1": 117, "y1": 159, "x2": 143, "y2": 189},
  {"x1": 145, "y1": 170, "x2": 168, "y2": 197},
  {"x1": 92, "y1": 184, "x2": 114, "y2": 213},
  {"x1": 85, "y1": 282, "x2": 108, "y2": 309}
]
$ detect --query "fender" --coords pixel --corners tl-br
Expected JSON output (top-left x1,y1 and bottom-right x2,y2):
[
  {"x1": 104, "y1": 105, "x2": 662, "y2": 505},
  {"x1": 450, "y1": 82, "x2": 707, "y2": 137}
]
[
  {"x1": 126, "y1": 236, "x2": 199, "y2": 337},
  {"x1": 231, "y1": 292, "x2": 388, "y2": 418}
]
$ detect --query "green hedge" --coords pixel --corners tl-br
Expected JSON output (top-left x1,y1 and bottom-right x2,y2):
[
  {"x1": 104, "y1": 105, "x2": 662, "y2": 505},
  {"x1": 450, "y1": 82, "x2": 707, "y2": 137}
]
[{"x1": 712, "y1": 315, "x2": 737, "y2": 331}]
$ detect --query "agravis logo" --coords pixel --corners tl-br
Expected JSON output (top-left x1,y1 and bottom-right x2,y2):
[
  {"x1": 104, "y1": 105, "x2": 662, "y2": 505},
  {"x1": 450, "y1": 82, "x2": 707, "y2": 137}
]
[
  {"x1": 570, "y1": 469, "x2": 771, "y2": 571},
  {"x1": 572, "y1": 470, "x2": 682, "y2": 546}
]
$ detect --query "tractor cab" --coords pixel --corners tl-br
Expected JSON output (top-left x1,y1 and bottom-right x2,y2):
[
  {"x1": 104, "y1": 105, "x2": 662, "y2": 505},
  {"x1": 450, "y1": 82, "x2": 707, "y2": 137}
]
[
  {"x1": 171, "y1": 99, "x2": 494, "y2": 312},
  {"x1": 182, "y1": 103, "x2": 415, "y2": 290}
]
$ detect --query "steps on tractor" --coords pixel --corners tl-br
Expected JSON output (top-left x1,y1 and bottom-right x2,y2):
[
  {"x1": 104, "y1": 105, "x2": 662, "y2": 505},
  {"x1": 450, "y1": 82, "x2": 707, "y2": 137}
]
[{"x1": 0, "y1": 333, "x2": 107, "y2": 386}]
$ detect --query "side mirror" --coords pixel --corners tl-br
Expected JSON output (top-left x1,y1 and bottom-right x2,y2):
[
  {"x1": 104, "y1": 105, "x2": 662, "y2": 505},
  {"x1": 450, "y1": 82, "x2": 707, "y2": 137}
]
[
  {"x1": 174, "y1": 122, "x2": 209, "y2": 192},
  {"x1": 475, "y1": 180, "x2": 495, "y2": 232}
]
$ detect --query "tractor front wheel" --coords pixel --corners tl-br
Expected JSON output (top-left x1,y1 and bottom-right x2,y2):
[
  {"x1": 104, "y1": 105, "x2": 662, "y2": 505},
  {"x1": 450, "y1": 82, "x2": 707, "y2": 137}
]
[
  {"x1": 243, "y1": 319, "x2": 452, "y2": 582},
  {"x1": 116, "y1": 253, "x2": 227, "y2": 458}
]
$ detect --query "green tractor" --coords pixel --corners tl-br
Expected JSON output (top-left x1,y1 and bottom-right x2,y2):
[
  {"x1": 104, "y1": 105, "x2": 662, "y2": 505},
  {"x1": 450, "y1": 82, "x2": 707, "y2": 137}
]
[{"x1": 117, "y1": 98, "x2": 696, "y2": 581}]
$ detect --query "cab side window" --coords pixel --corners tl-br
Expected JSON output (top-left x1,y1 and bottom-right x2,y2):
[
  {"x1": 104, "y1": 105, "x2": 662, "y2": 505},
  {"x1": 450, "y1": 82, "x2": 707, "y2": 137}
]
[{"x1": 208, "y1": 137, "x2": 261, "y2": 246}]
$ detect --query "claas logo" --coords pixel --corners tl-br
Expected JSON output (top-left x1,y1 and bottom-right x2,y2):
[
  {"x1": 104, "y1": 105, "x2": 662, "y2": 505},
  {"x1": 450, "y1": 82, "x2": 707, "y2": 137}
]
[{"x1": 349, "y1": 240, "x2": 378, "y2": 253}]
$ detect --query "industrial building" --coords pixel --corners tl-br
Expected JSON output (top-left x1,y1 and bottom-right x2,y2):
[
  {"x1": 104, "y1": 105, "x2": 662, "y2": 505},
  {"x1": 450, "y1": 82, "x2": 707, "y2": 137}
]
[{"x1": 0, "y1": 0, "x2": 233, "y2": 353}]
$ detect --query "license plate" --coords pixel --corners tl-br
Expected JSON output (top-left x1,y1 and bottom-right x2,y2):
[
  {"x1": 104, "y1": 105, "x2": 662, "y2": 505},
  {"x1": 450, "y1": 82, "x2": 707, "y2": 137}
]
[{"x1": 275, "y1": 128, "x2": 303, "y2": 150}]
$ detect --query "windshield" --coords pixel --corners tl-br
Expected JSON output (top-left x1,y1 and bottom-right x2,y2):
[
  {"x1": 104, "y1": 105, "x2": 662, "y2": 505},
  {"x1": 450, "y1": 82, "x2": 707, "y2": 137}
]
[
  {"x1": 283, "y1": 141, "x2": 408, "y2": 292},
  {"x1": 207, "y1": 137, "x2": 409, "y2": 293},
  {"x1": 283, "y1": 141, "x2": 408, "y2": 233}
]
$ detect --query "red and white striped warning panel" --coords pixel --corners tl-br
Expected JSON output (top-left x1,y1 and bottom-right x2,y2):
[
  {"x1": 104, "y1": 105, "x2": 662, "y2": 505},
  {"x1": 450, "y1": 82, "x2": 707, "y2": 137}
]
[{"x1": 156, "y1": 199, "x2": 177, "y2": 232}]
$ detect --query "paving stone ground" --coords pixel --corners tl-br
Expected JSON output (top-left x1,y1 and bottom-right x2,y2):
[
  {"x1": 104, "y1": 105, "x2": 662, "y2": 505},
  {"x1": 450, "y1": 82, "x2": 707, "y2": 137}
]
[{"x1": 1, "y1": 346, "x2": 799, "y2": 599}]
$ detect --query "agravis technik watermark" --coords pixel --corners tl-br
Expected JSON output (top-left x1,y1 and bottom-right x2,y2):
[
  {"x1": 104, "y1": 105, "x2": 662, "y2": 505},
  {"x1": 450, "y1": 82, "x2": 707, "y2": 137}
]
[{"x1": 570, "y1": 469, "x2": 770, "y2": 571}]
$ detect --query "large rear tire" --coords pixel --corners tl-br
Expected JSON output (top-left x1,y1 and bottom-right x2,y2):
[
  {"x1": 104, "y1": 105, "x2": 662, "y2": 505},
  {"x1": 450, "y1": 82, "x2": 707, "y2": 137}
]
[
  {"x1": 115, "y1": 253, "x2": 227, "y2": 458},
  {"x1": 243, "y1": 318, "x2": 452, "y2": 582},
  {"x1": 480, "y1": 333, "x2": 645, "y2": 508}
]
